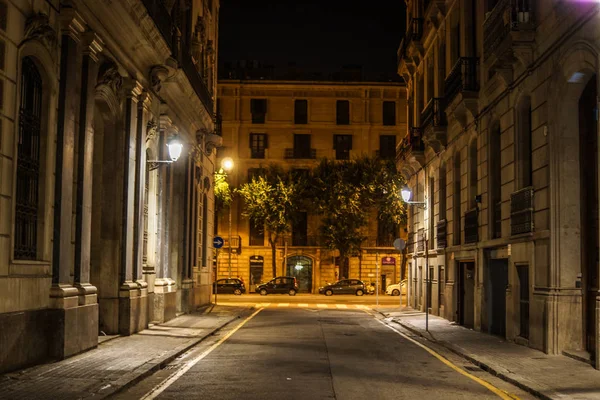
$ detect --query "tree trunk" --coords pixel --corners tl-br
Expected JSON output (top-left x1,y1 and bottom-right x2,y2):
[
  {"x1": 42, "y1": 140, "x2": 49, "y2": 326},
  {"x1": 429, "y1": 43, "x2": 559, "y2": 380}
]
[
  {"x1": 339, "y1": 252, "x2": 349, "y2": 279},
  {"x1": 400, "y1": 246, "x2": 408, "y2": 280},
  {"x1": 269, "y1": 234, "x2": 278, "y2": 278}
]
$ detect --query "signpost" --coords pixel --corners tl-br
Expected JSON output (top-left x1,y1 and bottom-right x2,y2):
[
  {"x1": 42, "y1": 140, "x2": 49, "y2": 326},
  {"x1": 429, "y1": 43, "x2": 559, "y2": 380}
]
[{"x1": 213, "y1": 236, "x2": 224, "y2": 305}]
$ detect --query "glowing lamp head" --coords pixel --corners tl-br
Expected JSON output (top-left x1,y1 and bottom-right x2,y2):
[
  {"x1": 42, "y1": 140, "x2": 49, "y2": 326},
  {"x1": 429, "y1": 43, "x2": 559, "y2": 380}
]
[
  {"x1": 401, "y1": 186, "x2": 412, "y2": 203},
  {"x1": 221, "y1": 157, "x2": 234, "y2": 172},
  {"x1": 167, "y1": 136, "x2": 183, "y2": 162}
]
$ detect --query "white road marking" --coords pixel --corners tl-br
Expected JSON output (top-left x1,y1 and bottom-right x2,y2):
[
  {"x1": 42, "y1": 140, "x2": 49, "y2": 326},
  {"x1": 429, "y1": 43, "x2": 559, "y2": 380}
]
[
  {"x1": 317, "y1": 304, "x2": 328, "y2": 308},
  {"x1": 277, "y1": 303, "x2": 289, "y2": 307},
  {"x1": 336, "y1": 304, "x2": 348, "y2": 309},
  {"x1": 298, "y1": 304, "x2": 309, "y2": 307}
]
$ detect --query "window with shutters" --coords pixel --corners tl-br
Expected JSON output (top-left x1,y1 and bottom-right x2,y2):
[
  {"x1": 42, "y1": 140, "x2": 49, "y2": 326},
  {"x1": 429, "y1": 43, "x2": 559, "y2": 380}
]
[
  {"x1": 249, "y1": 220, "x2": 264, "y2": 246},
  {"x1": 15, "y1": 57, "x2": 42, "y2": 260},
  {"x1": 249, "y1": 133, "x2": 267, "y2": 158},
  {"x1": 336, "y1": 100, "x2": 350, "y2": 125},
  {"x1": 333, "y1": 134, "x2": 352, "y2": 160},
  {"x1": 379, "y1": 135, "x2": 396, "y2": 160},
  {"x1": 250, "y1": 98, "x2": 267, "y2": 123},
  {"x1": 294, "y1": 99, "x2": 308, "y2": 124},
  {"x1": 383, "y1": 101, "x2": 396, "y2": 125}
]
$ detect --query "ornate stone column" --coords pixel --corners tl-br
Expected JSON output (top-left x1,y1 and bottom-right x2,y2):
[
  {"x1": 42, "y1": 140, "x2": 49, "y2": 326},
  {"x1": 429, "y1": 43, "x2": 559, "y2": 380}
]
[{"x1": 119, "y1": 79, "x2": 147, "y2": 335}]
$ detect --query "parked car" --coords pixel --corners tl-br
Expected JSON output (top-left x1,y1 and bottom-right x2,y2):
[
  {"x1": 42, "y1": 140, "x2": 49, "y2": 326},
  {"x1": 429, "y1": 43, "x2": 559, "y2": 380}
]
[
  {"x1": 318, "y1": 279, "x2": 366, "y2": 296},
  {"x1": 256, "y1": 276, "x2": 298, "y2": 296},
  {"x1": 213, "y1": 278, "x2": 245, "y2": 295},
  {"x1": 385, "y1": 279, "x2": 407, "y2": 296}
]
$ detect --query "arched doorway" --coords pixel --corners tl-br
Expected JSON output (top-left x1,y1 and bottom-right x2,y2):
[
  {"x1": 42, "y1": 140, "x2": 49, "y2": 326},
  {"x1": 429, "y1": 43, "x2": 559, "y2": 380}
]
[
  {"x1": 286, "y1": 255, "x2": 313, "y2": 292},
  {"x1": 579, "y1": 74, "x2": 598, "y2": 358}
]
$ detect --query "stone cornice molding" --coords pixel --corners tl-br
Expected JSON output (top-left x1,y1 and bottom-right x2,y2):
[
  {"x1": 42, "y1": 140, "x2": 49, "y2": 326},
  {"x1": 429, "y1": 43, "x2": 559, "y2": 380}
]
[
  {"x1": 59, "y1": 7, "x2": 86, "y2": 41},
  {"x1": 123, "y1": 78, "x2": 144, "y2": 99},
  {"x1": 81, "y1": 32, "x2": 104, "y2": 62}
]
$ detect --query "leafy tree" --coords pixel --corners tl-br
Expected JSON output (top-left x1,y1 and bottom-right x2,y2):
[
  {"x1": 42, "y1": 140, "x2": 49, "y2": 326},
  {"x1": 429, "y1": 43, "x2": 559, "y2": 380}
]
[
  {"x1": 310, "y1": 156, "x2": 406, "y2": 278},
  {"x1": 236, "y1": 167, "x2": 305, "y2": 277},
  {"x1": 214, "y1": 168, "x2": 232, "y2": 213}
]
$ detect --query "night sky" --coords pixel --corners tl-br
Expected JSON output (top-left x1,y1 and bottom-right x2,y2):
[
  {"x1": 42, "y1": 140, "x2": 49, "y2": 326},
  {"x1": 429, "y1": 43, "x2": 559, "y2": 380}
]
[{"x1": 218, "y1": 0, "x2": 406, "y2": 79}]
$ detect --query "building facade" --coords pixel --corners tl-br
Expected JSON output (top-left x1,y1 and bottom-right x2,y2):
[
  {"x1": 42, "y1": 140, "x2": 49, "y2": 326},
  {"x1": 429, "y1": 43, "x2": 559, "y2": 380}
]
[
  {"x1": 217, "y1": 78, "x2": 406, "y2": 293},
  {"x1": 398, "y1": 0, "x2": 600, "y2": 367},
  {"x1": 0, "y1": 0, "x2": 221, "y2": 373}
]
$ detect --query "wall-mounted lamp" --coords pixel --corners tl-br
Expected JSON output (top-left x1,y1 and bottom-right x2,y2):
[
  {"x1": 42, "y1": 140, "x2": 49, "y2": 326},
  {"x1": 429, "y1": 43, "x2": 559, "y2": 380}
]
[
  {"x1": 147, "y1": 135, "x2": 183, "y2": 170},
  {"x1": 400, "y1": 186, "x2": 427, "y2": 209}
]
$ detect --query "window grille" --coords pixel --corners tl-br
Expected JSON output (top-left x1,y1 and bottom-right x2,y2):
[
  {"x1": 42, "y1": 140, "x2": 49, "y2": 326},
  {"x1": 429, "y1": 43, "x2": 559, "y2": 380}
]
[{"x1": 15, "y1": 57, "x2": 42, "y2": 259}]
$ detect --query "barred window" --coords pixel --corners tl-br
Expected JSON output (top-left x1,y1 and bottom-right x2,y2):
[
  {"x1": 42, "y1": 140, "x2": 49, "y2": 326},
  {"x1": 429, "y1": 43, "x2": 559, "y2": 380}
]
[{"x1": 15, "y1": 57, "x2": 42, "y2": 259}]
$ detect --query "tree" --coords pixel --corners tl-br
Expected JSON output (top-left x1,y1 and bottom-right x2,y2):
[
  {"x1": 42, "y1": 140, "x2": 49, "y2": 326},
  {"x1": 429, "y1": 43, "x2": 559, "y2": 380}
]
[
  {"x1": 310, "y1": 156, "x2": 406, "y2": 278},
  {"x1": 236, "y1": 167, "x2": 304, "y2": 277},
  {"x1": 214, "y1": 168, "x2": 232, "y2": 213}
]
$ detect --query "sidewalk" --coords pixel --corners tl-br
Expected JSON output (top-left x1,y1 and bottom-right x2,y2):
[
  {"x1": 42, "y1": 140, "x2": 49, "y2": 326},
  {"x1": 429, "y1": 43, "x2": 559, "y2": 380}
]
[
  {"x1": 379, "y1": 308, "x2": 600, "y2": 400},
  {"x1": 0, "y1": 305, "x2": 248, "y2": 400}
]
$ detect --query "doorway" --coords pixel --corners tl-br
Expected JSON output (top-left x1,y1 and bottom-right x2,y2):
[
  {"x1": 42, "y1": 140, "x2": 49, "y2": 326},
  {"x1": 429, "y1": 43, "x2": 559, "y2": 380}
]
[
  {"x1": 579, "y1": 74, "x2": 598, "y2": 358},
  {"x1": 249, "y1": 256, "x2": 264, "y2": 293},
  {"x1": 517, "y1": 265, "x2": 530, "y2": 339},
  {"x1": 458, "y1": 261, "x2": 475, "y2": 328},
  {"x1": 286, "y1": 255, "x2": 313, "y2": 292},
  {"x1": 486, "y1": 259, "x2": 508, "y2": 337}
]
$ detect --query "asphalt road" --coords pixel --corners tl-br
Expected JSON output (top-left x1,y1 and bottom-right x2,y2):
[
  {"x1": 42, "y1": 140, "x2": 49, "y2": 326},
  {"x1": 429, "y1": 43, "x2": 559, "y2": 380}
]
[
  {"x1": 214, "y1": 293, "x2": 408, "y2": 306},
  {"x1": 117, "y1": 307, "x2": 532, "y2": 400}
]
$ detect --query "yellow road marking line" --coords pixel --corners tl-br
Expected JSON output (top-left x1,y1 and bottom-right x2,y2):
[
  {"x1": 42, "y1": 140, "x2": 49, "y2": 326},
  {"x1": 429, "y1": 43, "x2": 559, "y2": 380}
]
[
  {"x1": 317, "y1": 304, "x2": 328, "y2": 308},
  {"x1": 298, "y1": 303, "x2": 309, "y2": 307},
  {"x1": 372, "y1": 316, "x2": 519, "y2": 400},
  {"x1": 336, "y1": 304, "x2": 348, "y2": 309},
  {"x1": 277, "y1": 303, "x2": 289, "y2": 307},
  {"x1": 140, "y1": 308, "x2": 263, "y2": 400}
]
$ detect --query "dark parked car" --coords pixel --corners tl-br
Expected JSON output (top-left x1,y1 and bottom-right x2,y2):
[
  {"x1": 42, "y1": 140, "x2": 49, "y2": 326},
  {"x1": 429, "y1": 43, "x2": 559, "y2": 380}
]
[
  {"x1": 213, "y1": 278, "x2": 245, "y2": 295},
  {"x1": 319, "y1": 279, "x2": 366, "y2": 296},
  {"x1": 256, "y1": 276, "x2": 298, "y2": 296}
]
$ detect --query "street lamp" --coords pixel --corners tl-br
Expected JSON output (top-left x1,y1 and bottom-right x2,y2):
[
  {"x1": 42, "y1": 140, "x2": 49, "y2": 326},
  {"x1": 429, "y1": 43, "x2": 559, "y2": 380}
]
[
  {"x1": 221, "y1": 157, "x2": 234, "y2": 277},
  {"x1": 147, "y1": 135, "x2": 183, "y2": 170},
  {"x1": 400, "y1": 185, "x2": 430, "y2": 332}
]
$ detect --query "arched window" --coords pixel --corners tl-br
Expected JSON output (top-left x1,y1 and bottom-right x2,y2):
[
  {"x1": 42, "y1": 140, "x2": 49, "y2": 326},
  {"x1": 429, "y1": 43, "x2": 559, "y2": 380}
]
[{"x1": 15, "y1": 57, "x2": 42, "y2": 260}]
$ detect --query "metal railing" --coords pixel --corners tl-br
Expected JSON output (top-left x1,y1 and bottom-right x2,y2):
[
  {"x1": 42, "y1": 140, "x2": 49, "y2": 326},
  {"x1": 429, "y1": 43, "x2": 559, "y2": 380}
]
[
  {"x1": 222, "y1": 235, "x2": 242, "y2": 252},
  {"x1": 417, "y1": 228, "x2": 425, "y2": 252},
  {"x1": 284, "y1": 148, "x2": 317, "y2": 159},
  {"x1": 511, "y1": 186, "x2": 534, "y2": 235},
  {"x1": 407, "y1": 232, "x2": 415, "y2": 254},
  {"x1": 444, "y1": 57, "x2": 479, "y2": 106},
  {"x1": 436, "y1": 219, "x2": 447, "y2": 249},
  {"x1": 421, "y1": 97, "x2": 447, "y2": 130},
  {"x1": 464, "y1": 209, "x2": 478, "y2": 244},
  {"x1": 484, "y1": 0, "x2": 534, "y2": 60}
]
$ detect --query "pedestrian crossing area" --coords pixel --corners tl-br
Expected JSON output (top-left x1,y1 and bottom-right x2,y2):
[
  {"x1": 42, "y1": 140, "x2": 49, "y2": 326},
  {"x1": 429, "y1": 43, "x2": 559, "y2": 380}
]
[{"x1": 216, "y1": 302, "x2": 372, "y2": 310}]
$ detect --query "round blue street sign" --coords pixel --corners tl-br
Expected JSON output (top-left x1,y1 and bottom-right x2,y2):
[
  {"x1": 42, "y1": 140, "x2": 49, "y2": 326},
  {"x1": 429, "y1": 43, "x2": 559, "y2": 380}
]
[{"x1": 213, "y1": 236, "x2": 224, "y2": 249}]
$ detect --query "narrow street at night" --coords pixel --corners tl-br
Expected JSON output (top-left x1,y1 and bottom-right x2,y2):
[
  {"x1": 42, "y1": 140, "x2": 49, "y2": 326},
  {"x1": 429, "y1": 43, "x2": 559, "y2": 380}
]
[{"x1": 116, "y1": 305, "x2": 532, "y2": 400}]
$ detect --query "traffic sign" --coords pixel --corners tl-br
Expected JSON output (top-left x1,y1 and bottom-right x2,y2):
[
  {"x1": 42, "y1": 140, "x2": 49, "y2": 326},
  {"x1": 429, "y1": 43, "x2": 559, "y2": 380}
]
[
  {"x1": 213, "y1": 236, "x2": 224, "y2": 249},
  {"x1": 393, "y1": 238, "x2": 406, "y2": 251}
]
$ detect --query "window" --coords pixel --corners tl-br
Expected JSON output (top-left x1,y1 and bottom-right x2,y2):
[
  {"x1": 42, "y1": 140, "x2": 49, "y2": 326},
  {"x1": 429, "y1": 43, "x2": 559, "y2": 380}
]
[
  {"x1": 333, "y1": 134, "x2": 352, "y2": 160},
  {"x1": 336, "y1": 100, "x2": 350, "y2": 125},
  {"x1": 294, "y1": 99, "x2": 308, "y2": 124},
  {"x1": 292, "y1": 211, "x2": 308, "y2": 246},
  {"x1": 250, "y1": 133, "x2": 267, "y2": 158},
  {"x1": 453, "y1": 153, "x2": 461, "y2": 245},
  {"x1": 293, "y1": 134, "x2": 311, "y2": 158},
  {"x1": 377, "y1": 218, "x2": 397, "y2": 247},
  {"x1": 249, "y1": 220, "x2": 264, "y2": 246},
  {"x1": 379, "y1": 135, "x2": 396, "y2": 160},
  {"x1": 250, "y1": 98, "x2": 267, "y2": 124},
  {"x1": 248, "y1": 167, "x2": 266, "y2": 182},
  {"x1": 383, "y1": 101, "x2": 396, "y2": 126},
  {"x1": 14, "y1": 57, "x2": 42, "y2": 260}
]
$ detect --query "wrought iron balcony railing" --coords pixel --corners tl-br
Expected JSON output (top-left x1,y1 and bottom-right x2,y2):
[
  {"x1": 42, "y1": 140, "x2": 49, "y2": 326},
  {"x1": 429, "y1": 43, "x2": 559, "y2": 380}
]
[
  {"x1": 142, "y1": 0, "x2": 214, "y2": 116},
  {"x1": 421, "y1": 98, "x2": 447, "y2": 130},
  {"x1": 284, "y1": 148, "x2": 317, "y2": 159},
  {"x1": 511, "y1": 186, "x2": 534, "y2": 235},
  {"x1": 398, "y1": 128, "x2": 425, "y2": 161},
  {"x1": 436, "y1": 219, "x2": 447, "y2": 249},
  {"x1": 407, "y1": 232, "x2": 414, "y2": 254},
  {"x1": 444, "y1": 57, "x2": 479, "y2": 107},
  {"x1": 484, "y1": 0, "x2": 534, "y2": 60},
  {"x1": 222, "y1": 235, "x2": 242, "y2": 253},
  {"x1": 464, "y1": 209, "x2": 478, "y2": 244},
  {"x1": 417, "y1": 228, "x2": 425, "y2": 252}
]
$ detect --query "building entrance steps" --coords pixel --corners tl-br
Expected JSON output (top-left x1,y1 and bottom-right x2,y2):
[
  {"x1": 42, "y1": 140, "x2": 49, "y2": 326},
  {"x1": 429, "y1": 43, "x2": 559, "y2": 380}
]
[
  {"x1": 377, "y1": 308, "x2": 600, "y2": 400},
  {"x1": 0, "y1": 305, "x2": 248, "y2": 400}
]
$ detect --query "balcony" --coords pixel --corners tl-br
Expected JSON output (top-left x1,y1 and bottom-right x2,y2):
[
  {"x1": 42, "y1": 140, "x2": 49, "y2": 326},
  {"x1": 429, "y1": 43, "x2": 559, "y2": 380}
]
[
  {"x1": 464, "y1": 209, "x2": 479, "y2": 244},
  {"x1": 483, "y1": 0, "x2": 535, "y2": 78},
  {"x1": 222, "y1": 235, "x2": 242, "y2": 254},
  {"x1": 284, "y1": 148, "x2": 317, "y2": 159},
  {"x1": 397, "y1": 18, "x2": 424, "y2": 77},
  {"x1": 421, "y1": 98, "x2": 447, "y2": 151},
  {"x1": 511, "y1": 187, "x2": 534, "y2": 235},
  {"x1": 443, "y1": 57, "x2": 480, "y2": 127},
  {"x1": 407, "y1": 232, "x2": 415, "y2": 254},
  {"x1": 142, "y1": 0, "x2": 214, "y2": 116},
  {"x1": 436, "y1": 220, "x2": 447, "y2": 249}
]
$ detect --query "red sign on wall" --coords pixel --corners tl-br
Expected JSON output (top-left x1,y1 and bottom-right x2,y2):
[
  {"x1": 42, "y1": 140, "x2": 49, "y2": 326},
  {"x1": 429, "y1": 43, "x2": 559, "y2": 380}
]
[{"x1": 381, "y1": 257, "x2": 396, "y2": 265}]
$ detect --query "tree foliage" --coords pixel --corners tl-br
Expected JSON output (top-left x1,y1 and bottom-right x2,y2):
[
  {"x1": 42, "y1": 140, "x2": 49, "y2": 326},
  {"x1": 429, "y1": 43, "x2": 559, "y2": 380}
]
[
  {"x1": 214, "y1": 169, "x2": 232, "y2": 213},
  {"x1": 236, "y1": 166, "x2": 305, "y2": 277}
]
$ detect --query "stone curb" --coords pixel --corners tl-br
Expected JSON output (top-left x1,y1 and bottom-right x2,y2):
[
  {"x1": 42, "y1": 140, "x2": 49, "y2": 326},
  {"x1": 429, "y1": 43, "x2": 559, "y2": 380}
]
[
  {"x1": 89, "y1": 309, "x2": 247, "y2": 399},
  {"x1": 375, "y1": 311, "x2": 563, "y2": 400}
]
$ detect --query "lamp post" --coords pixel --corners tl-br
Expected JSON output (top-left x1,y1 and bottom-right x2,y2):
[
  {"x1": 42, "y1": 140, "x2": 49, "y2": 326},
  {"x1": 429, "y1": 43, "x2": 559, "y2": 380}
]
[
  {"x1": 400, "y1": 185, "x2": 430, "y2": 332},
  {"x1": 221, "y1": 157, "x2": 234, "y2": 277},
  {"x1": 147, "y1": 135, "x2": 184, "y2": 170}
]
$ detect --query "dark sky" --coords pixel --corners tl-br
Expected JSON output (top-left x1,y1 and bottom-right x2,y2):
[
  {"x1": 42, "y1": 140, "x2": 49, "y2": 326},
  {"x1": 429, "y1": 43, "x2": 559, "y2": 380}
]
[{"x1": 218, "y1": 0, "x2": 406, "y2": 78}]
